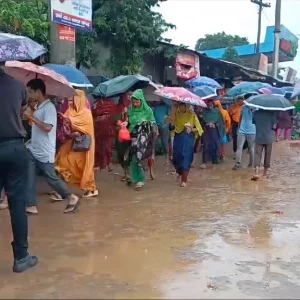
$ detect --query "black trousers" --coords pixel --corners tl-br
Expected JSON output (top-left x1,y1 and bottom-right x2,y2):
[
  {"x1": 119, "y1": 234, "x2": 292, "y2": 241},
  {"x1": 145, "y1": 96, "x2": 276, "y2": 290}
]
[
  {"x1": 232, "y1": 121, "x2": 239, "y2": 153},
  {"x1": 0, "y1": 139, "x2": 29, "y2": 260}
]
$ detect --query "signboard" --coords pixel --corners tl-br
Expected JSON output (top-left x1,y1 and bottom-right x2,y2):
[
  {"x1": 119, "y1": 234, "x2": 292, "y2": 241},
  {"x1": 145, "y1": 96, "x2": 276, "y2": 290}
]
[
  {"x1": 58, "y1": 24, "x2": 75, "y2": 42},
  {"x1": 258, "y1": 53, "x2": 268, "y2": 73},
  {"x1": 51, "y1": 0, "x2": 92, "y2": 31},
  {"x1": 175, "y1": 51, "x2": 199, "y2": 80},
  {"x1": 279, "y1": 38, "x2": 298, "y2": 57},
  {"x1": 282, "y1": 67, "x2": 297, "y2": 83}
]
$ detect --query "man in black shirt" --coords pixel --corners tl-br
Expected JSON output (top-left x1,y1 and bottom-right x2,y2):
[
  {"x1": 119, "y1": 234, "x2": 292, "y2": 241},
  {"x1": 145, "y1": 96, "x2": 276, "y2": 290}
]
[{"x1": 0, "y1": 65, "x2": 38, "y2": 273}]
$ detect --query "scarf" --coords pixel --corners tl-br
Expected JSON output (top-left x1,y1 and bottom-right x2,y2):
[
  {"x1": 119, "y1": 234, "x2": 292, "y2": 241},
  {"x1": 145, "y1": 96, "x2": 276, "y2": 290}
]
[
  {"x1": 128, "y1": 89, "x2": 156, "y2": 132},
  {"x1": 214, "y1": 100, "x2": 231, "y2": 134},
  {"x1": 174, "y1": 104, "x2": 203, "y2": 137},
  {"x1": 203, "y1": 107, "x2": 226, "y2": 138}
]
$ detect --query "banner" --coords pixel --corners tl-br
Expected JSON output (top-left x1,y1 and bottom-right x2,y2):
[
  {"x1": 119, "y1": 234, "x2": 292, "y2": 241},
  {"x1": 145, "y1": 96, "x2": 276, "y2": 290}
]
[
  {"x1": 258, "y1": 53, "x2": 268, "y2": 74},
  {"x1": 58, "y1": 25, "x2": 75, "y2": 42},
  {"x1": 175, "y1": 51, "x2": 199, "y2": 80},
  {"x1": 282, "y1": 67, "x2": 297, "y2": 83},
  {"x1": 51, "y1": 0, "x2": 92, "y2": 31}
]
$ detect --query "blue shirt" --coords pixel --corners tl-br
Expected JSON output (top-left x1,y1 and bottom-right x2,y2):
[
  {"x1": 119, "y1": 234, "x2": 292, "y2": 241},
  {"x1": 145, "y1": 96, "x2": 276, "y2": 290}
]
[
  {"x1": 239, "y1": 105, "x2": 256, "y2": 135},
  {"x1": 153, "y1": 104, "x2": 169, "y2": 126}
]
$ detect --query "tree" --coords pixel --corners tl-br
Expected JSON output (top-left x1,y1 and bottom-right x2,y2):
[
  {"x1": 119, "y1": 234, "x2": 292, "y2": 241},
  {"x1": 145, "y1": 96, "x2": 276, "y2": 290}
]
[
  {"x1": 195, "y1": 32, "x2": 249, "y2": 51},
  {"x1": 0, "y1": 0, "x2": 97, "y2": 69},
  {"x1": 0, "y1": 0, "x2": 49, "y2": 48},
  {"x1": 222, "y1": 45, "x2": 244, "y2": 65},
  {"x1": 93, "y1": 0, "x2": 176, "y2": 75}
]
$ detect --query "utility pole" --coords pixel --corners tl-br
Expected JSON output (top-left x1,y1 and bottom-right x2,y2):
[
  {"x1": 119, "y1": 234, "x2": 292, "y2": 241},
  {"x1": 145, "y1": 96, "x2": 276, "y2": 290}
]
[
  {"x1": 48, "y1": 0, "x2": 76, "y2": 66},
  {"x1": 251, "y1": 0, "x2": 271, "y2": 55},
  {"x1": 272, "y1": 0, "x2": 281, "y2": 78}
]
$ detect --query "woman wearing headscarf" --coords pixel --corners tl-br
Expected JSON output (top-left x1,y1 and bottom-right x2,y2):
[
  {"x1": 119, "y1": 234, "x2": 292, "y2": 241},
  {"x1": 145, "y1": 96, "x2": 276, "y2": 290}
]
[
  {"x1": 55, "y1": 90, "x2": 98, "y2": 201},
  {"x1": 126, "y1": 89, "x2": 156, "y2": 190},
  {"x1": 92, "y1": 97, "x2": 117, "y2": 172},
  {"x1": 275, "y1": 111, "x2": 293, "y2": 141},
  {"x1": 214, "y1": 100, "x2": 231, "y2": 159},
  {"x1": 169, "y1": 103, "x2": 203, "y2": 187},
  {"x1": 292, "y1": 101, "x2": 300, "y2": 139},
  {"x1": 201, "y1": 99, "x2": 226, "y2": 169},
  {"x1": 114, "y1": 92, "x2": 131, "y2": 181}
]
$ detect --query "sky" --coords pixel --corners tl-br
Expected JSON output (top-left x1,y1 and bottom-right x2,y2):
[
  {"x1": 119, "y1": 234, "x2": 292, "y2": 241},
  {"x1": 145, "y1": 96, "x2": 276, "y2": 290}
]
[{"x1": 157, "y1": 0, "x2": 300, "y2": 73}]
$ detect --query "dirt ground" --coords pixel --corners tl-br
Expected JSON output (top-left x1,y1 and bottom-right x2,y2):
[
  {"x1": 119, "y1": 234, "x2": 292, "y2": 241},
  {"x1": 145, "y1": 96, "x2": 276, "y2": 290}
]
[{"x1": 1, "y1": 141, "x2": 300, "y2": 299}]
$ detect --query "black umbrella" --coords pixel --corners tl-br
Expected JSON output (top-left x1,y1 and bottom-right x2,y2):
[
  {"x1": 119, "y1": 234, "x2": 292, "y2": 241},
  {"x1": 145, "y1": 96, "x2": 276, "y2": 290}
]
[
  {"x1": 0, "y1": 33, "x2": 46, "y2": 62},
  {"x1": 245, "y1": 94, "x2": 295, "y2": 111}
]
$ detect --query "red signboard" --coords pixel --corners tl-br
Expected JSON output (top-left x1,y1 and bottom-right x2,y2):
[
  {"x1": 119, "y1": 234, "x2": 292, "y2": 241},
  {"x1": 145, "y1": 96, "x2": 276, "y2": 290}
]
[
  {"x1": 280, "y1": 39, "x2": 292, "y2": 55},
  {"x1": 58, "y1": 24, "x2": 75, "y2": 42},
  {"x1": 175, "y1": 51, "x2": 199, "y2": 80}
]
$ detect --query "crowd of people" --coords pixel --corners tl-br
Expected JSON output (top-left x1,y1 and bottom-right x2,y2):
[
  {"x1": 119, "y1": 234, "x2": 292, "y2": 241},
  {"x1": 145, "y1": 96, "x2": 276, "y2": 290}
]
[{"x1": 0, "y1": 63, "x2": 297, "y2": 273}]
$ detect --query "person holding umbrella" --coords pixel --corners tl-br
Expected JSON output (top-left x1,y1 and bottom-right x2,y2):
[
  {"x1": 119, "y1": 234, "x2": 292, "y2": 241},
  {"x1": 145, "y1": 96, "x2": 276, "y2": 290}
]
[
  {"x1": 24, "y1": 79, "x2": 79, "y2": 214},
  {"x1": 169, "y1": 103, "x2": 203, "y2": 187},
  {"x1": 244, "y1": 94, "x2": 294, "y2": 180}
]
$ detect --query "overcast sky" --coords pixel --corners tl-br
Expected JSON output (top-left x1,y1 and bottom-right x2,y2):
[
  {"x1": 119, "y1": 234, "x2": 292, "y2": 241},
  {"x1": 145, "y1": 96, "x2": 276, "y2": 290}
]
[{"x1": 157, "y1": 0, "x2": 300, "y2": 72}]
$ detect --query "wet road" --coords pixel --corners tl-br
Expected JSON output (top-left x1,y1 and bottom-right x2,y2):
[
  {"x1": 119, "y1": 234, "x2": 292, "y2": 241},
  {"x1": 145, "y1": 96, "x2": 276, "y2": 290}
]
[{"x1": 1, "y1": 141, "x2": 300, "y2": 299}]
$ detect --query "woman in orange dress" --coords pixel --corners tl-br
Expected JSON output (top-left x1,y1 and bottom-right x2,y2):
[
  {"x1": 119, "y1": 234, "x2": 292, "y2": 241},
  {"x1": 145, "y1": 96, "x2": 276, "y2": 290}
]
[
  {"x1": 214, "y1": 100, "x2": 231, "y2": 159},
  {"x1": 56, "y1": 90, "x2": 98, "y2": 198}
]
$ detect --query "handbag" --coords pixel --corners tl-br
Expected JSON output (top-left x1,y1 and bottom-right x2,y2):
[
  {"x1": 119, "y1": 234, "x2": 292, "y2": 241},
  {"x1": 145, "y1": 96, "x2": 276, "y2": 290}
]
[{"x1": 72, "y1": 135, "x2": 91, "y2": 152}]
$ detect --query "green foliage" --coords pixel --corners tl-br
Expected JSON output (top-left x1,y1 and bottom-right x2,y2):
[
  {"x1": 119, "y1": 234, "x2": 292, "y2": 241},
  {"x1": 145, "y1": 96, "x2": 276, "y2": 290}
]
[
  {"x1": 222, "y1": 45, "x2": 244, "y2": 65},
  {"x1": 93, "y1": 0, "x2": 176, "y2": 76},
  {"x1": 0, "y1": 0, "x2": 96, "y2": 69},
  {"x1": 195, "y1": 32, "x2": 249, "y2": 51},
  {"x1": 75, "y1": 30, "x2": 99, "y2": 69},
  {"x1": 0, "y1": 0, "x2": 49, "y2": 48}
]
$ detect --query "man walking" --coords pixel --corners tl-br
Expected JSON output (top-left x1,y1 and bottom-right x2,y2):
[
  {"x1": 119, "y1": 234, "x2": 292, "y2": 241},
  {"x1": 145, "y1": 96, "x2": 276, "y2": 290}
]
[
  {"x1": 0, "y1": 65, "x2": 38, "y2": 273},
  {"x1": 23, "y1": 79, "x2": 79, "y2": 214},
  {"x1": 232, "y1": 104, "x2": 256, "y2": 170},
  {"x1": 251, "y1": 109, "x2": 277, "y2": 180}
]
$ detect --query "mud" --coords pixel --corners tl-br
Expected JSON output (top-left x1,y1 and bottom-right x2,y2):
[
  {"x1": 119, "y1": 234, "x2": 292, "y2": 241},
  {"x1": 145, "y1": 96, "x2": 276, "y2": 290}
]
[{"x1": 1, "y1": 141, "x2": 300, "y2": 299}]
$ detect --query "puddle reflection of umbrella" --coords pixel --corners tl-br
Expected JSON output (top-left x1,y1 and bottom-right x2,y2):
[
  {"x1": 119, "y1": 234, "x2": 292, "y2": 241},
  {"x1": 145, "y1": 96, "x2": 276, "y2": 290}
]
[
  {"x1": 192, "y1": 86, "x2": 217, "y2": 100},
  {"x1": 92, "y1": 74, "x2": 151, "y2": 98},
  {"x1": 154, "y1": 87, "x2": 207, "y2": 107},
  {"x1": 186, "y1": 76, "x2": 222, "y2": 89},
  {"x1": 3, "y1": 61, "x2": 76, "y2": 98},
  {"x1": 0, "y1": 33, "x2": 46, "y2": 62},
  {"x1": 44, "y1": 64, "x2": 93, "y2": 88},
  {"x1": 244, "y1": 94, "x2": 295, "y2": 111}
]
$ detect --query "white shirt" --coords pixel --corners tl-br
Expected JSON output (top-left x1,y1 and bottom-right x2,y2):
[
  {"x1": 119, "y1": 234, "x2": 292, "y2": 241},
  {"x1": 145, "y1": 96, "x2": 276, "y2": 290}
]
[{"x1": 27, "y1": 100, "x2": 57, "y2": 163}]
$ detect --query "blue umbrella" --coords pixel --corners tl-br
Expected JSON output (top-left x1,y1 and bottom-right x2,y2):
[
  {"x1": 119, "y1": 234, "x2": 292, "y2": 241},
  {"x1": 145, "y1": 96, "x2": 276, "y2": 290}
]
[
  {"x1": 44, "y1": 64, "x2": 93, "y2": 88},
  {"x1": 192, "y1": 86, "x2": 217, "y2": 99},
  {"x1": 281, "y1": 86, "x2": 294, "y2": 93},
  {"x1": 226, "y1": 81, "x2": 271, "y2": 97},
  {"x1": 186, "y1": 76, "x2": 222, "y2": 89},
  {"x1": 259, "y1": 87, "x2": 285, "y2": 96},
  {"x1": 0, "y1": 33, "x2": 46, "y2": 62}
]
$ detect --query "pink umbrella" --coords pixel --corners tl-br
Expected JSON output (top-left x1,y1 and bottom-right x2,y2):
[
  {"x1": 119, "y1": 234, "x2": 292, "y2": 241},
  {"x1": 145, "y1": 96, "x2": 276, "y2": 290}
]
[
  {"x1": 3, "y1": 61, "x2": 76, "y2": 98},
  {"x1": 154, "y1": 87, "x2": 207, "y2": 107}
]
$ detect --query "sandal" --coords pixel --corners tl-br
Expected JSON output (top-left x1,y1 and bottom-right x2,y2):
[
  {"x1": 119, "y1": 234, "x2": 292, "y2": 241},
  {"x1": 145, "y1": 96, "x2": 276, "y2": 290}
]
[
  {"x1": 134, "y1": 182, "x2": 144, "y2": 191},
  {"x1": 49, "y1": 192, "x2": 64, "y2": 202},
  {"x1": 82, "y1": 190, "x2": 99, "y2": 198},
  {"x1": 63, "y1": 201, "x2": 80, "y2": 214}
]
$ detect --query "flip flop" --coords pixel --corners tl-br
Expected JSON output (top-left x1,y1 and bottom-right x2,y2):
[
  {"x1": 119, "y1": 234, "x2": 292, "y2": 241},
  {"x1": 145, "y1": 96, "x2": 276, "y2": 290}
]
[
  {"x1": 63, "y1": 200, "x2": 80, "y2": 214},
  {"x1": 49, "y1": 193, "x2": 64, "y2": 202},
  {"x1": 82, "y1": 190, "x2": 99, "y2": 198}
]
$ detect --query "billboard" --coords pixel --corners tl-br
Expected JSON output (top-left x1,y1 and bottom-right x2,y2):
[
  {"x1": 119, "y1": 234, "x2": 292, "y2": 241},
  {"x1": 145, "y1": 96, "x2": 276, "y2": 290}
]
[
  {"x1": 175, "y1": 51, "x2": 199, "y2": 80},
  {"x1": 50, "y1": 0, "x2": 92, "y2": 31}
]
